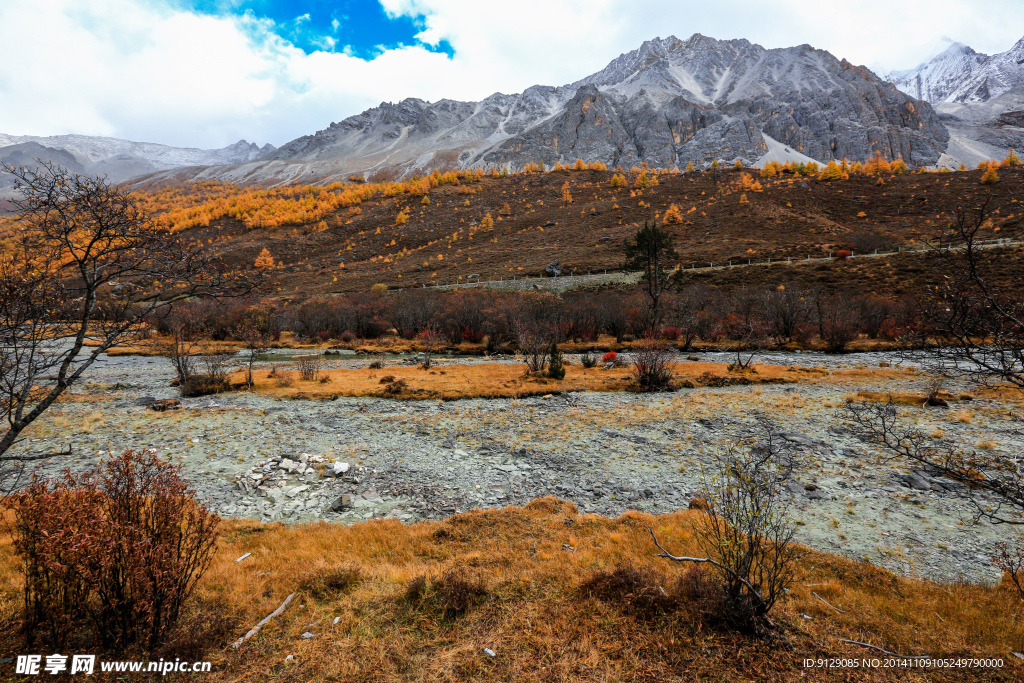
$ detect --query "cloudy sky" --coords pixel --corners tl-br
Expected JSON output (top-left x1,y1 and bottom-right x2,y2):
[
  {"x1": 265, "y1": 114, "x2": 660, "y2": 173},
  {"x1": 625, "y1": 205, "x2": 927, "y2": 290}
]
[{"x1": 2, "y1": 0, "x2": 1022, "y2": 149}]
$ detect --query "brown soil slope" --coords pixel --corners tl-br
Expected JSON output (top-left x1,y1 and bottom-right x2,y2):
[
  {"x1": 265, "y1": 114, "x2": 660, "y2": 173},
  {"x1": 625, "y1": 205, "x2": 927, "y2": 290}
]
[{"x1": 167, "y1": 166, "x2": 1024, "y2": 296}]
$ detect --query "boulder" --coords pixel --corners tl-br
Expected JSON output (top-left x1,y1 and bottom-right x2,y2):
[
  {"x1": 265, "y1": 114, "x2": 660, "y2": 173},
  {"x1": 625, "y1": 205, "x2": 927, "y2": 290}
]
[
  {"x1": 545, "y1": 261, "x2": 562, "y2": 277},
  {"x1": 331, "y1": 461, "x2": 350, "y2": 476},
  {"x1": 147, "y1": 399, "x2": 181, "y2": 412}
]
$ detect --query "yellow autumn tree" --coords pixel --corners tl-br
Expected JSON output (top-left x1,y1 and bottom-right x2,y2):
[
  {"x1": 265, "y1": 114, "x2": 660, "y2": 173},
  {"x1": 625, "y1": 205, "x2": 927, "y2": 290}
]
[
  {"x1": 561, "y1": 181, "x2": 573, "y2": 205},
  {"x1": 421, "y1": 195, "x2": 431, "y2": 205},
  {"x1": 254, "y1": 248, "x2": 274, "y2": 270},
  {"x1": 733, "y1": 159, "x2": 743, "y2": 169},
  {"x1": 864, "y1": 151, "x2": 891, "y2": 175},
  {"x1": 760, "y1": 161, "x2": 781, "y2": 178},
  {"x1": 1001, "y1": 149, "x2": 1021, "y2": 167},
  {"x1": 685, "y1": 162, "x2": 695, "y2": 173},
  {"x1": 818, "y1": 160, "x2": 847, "y2": 181},
  {"x1": 573, "y1": 158, "x2": 587, "y2": 170},
  {"x1": 610, "y1": 173, "x2": 626, "y2": 188},
  {"x1": 395, "y1": 209, "x2": 410, "y2": 225},
  {"x1": 480, "y1": 213, "x2": 495, "y2": 230},
  {"x1": 635, "y1": 169, "x2": 651, "y2": 189},
  {"x1": 663, "y1": 204, "x2": 683, "y2": 225},
  {"x1": 981, "y1": 162, "x2": 1000, "y2": 185}
]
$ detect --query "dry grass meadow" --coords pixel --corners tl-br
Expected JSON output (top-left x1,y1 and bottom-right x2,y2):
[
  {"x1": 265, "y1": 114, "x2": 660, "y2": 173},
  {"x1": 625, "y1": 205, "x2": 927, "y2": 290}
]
[
  {"x1": 2, "y1": 500, "x2": 1018, "y2": 681},
  {"x1": 222, "y1": 362, "x2": 909, "y2": 402}
]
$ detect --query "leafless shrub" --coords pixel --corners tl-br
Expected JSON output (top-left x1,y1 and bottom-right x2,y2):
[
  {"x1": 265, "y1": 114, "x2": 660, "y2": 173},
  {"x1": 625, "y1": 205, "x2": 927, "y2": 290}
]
[
  {"x1": 232, "y1": 310, "x2": 273, "y2": 389},
  {"x1": 762, "y1": 286, "x2": 813, "y2": 346},
  {"x1": 380, "y1": 378, "x2": 408, "y2": 396},
  {"x1": 843, "y1": 400, "x2": 1023, "y2": 525},
  {"x1": 815, "y1": 293, "x2": 860, "y2": 352},
  {"x1": 631, "y1": 337, "x2": 674, "y2": 391},
  {"x1": 297, "y1": 354, "x2": 323, "y2": 381},
  {"x1": 649, "y1": 419, "x2": 802, "y2": 637},
  {"x1": 901, "y1": 196, "x2": 1024, "y2": 390},
  {"x1": 179, "y1": 354, "x2": 231, "y2": 397}
]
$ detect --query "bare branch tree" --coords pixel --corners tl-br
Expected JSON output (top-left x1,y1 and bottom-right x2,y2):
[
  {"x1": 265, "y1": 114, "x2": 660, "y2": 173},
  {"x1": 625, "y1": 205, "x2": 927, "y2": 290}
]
[
  {"x1": 0, "y1": 161, "x2": 249, "y2": 486},
  {"x1": 843, "y1": 400, "x2": 1024, "y2": 526},
  {"x1": 902, "y1": 195, "x2": 1024, "y2": 388},
  {"x1": 232, "y1": 307, "x2": 274, "y2": 389}
]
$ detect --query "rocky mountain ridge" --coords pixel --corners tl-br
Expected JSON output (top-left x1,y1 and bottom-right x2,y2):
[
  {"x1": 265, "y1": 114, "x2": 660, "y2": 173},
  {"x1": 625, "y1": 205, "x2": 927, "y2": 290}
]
[
  {"x1": 888, "y1": 37, "x2": 1024, "y2": 104},
  {"x1": 886, "y1": 36, "x2": 1024, "y2": 169},
  {"x1": 0, "y1": 133, "x2": 275, "y2": 192},
  {"x1": 258, "y1": 34, "x2": 948, "y2": 181}
]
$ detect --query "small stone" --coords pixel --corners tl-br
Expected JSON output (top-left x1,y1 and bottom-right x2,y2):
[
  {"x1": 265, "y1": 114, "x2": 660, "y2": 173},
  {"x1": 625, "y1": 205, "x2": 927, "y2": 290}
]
[
  {"x1": 301, "y1": 632, "x2": 315, "y2": 639},
  {"x1": 148, "y1": 399, "x2": 181, "y2": 412},
  {"x1": 330, "y1": 494, "x2": 353, "y2": 511},
  {"x1": 332, "y1": 461, "x2": 350, "y2": 475},
  {"x1": 483, "y1": 648, "x2": 496, "y2": 658},
  {"x1": 285, "y1": 485, "x2": 310, "y2": 498}
]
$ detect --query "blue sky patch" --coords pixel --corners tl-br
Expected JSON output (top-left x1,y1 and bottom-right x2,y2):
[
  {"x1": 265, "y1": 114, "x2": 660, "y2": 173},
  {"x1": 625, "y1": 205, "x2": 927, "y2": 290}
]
[{"x1": 187, "y1": 0, "x2": 454, "y2": 58}]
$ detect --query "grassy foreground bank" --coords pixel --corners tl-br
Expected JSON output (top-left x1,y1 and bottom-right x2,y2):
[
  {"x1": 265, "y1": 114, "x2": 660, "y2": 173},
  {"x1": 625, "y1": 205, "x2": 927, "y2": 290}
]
[{"x1": 2, "y1": 499, "x2": 1017, "y2": 681}]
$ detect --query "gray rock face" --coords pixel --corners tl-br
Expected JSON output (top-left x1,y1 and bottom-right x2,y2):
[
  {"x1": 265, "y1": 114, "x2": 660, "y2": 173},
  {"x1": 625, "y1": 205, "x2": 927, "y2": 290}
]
[{"x1": 261, "y1": 33, "x2": 948, "y2": 177}]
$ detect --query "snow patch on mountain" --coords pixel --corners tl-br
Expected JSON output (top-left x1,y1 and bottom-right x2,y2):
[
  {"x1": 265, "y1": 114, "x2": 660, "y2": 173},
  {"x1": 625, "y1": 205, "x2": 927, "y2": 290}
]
[{"x1": 754, "y1": 133, "x2": 823, "y2": 168}]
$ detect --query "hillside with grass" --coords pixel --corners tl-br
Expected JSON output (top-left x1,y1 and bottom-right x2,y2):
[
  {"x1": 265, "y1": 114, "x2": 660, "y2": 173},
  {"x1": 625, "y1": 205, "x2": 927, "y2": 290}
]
[{"x1": 113, "y1": 159, "x2": 1024, "y2": 300}]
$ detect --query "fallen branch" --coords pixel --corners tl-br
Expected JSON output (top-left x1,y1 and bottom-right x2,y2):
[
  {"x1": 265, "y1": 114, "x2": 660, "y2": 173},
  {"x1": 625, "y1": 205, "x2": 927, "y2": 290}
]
[
  {"x1": 839, "y1": 639, "x2": 927, "y2": 659},
  {"x1": 812, "y1": 591, "x2": 847, "y2": 614},
  {"x1": 231, "y1": 593, "x2": 295, "y2": 649}
]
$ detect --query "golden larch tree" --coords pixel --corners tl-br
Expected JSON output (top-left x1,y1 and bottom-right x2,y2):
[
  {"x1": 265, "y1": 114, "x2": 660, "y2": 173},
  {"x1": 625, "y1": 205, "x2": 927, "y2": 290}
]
[
  {"x1": 663, "y1": 204, "x2": 683, "y2": 225},
  {"x1": 254, "y1": 248, "x2": 275, "y2": 270}
]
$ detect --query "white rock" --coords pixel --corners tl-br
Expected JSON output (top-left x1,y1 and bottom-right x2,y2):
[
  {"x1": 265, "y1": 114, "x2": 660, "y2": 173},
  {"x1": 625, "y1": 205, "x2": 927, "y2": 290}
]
[{"x1": 332, "y1": 462, "x2": 350, "y2": 474}]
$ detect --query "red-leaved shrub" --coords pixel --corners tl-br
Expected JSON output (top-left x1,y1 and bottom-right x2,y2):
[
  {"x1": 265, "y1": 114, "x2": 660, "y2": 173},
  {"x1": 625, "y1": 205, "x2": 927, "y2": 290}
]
[
  {"x1": 834, "y1": 249, "x2": 852, "y2": 260},
  {"x1": 601, "y1": 351, "x2": 618, "y2": 364},
  {"x1": 4, "y1": 449, "x2": 219, "y2": 653}
]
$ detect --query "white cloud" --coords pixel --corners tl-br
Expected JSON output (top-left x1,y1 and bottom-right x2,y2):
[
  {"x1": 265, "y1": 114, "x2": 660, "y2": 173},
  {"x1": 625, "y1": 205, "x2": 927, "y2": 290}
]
[{"x1": 2, "y1": 0, "x2": 1023, "y2": 149}]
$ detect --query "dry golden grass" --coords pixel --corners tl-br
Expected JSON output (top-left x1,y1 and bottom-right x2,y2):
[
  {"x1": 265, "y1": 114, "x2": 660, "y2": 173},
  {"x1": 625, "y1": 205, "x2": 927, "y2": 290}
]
[
  {"x1": 2, "y1": 501, "x2": 1016, "y2": 681},
  {"x1": 231, "y1": 362, "x2": 836, "y2": 401}
]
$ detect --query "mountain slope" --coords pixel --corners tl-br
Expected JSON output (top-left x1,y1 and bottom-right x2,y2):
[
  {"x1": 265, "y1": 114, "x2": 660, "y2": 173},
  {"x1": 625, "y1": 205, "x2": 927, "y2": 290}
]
[
  {"x1": 887, "y1": 36, "x2": 1024, "y2": 169},
  {"x1": 887, "y1": 43, "x2": 990, "y2": 103},
  {"x1": 0, "y1": 133, "x2": 276, "y2": 187},
  {"x1": 179, "y1": 33, "x2": 945, "y2": 188}
]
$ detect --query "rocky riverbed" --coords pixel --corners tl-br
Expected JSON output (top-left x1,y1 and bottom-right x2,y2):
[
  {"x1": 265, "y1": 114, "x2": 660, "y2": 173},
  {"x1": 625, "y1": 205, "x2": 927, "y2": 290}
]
[{"x1": 9, "y1": 349, "x2": 1023, "y2": 586}]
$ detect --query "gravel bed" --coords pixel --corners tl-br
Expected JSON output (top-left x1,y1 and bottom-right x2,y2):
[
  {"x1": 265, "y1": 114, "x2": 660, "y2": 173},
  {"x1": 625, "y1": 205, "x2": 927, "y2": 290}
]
[{"x1": 9, "y1": 350, "x2": 1020, "y2": 586}]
